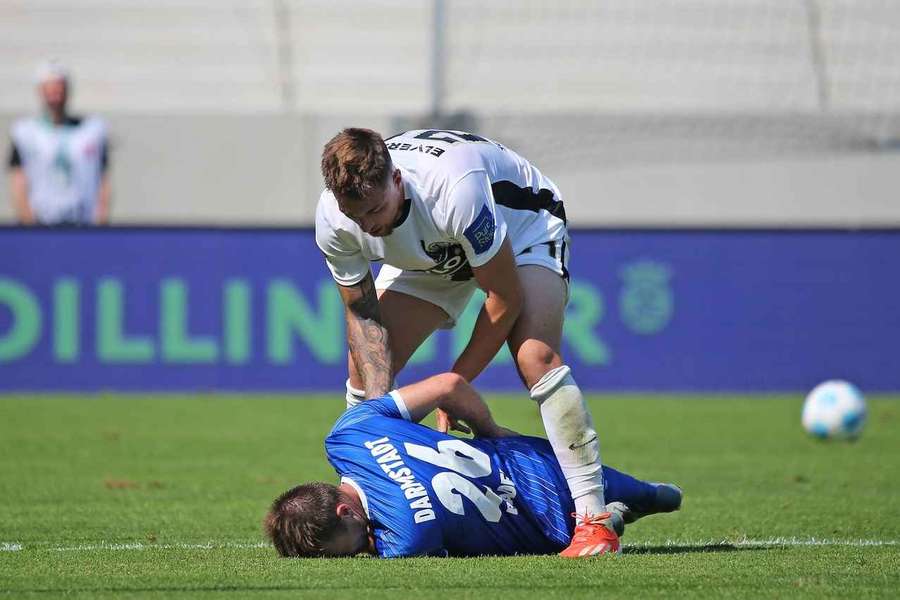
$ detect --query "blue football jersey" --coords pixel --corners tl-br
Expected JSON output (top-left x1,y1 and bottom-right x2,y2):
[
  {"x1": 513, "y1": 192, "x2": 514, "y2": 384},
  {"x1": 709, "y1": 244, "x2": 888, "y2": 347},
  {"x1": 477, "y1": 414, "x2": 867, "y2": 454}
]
[{"x1": 325, "y1": 393, "x2": 578, "y2": 557}]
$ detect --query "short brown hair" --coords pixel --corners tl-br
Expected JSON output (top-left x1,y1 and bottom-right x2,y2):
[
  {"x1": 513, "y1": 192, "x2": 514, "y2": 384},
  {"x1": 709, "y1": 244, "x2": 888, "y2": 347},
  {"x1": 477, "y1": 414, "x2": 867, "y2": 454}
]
[
  {"x1": 321, "y1": 128, "x2": 393, "y2": 202},
  {"x1": 264, "y1": 482, "x2": 341, "y2": 557}
]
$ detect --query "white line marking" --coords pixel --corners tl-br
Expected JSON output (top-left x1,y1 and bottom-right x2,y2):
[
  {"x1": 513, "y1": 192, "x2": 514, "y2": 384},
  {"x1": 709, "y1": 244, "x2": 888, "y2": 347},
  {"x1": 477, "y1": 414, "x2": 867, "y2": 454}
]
[
  {"x1": 627, "y1": 537, "x2": 900, "y2": 548},
  {"x1": 0, "y1": 541, "x2": 268, "y2": 553},
  {"x1": 1, "y1": 538, "x2": 897, "y2": 553}
]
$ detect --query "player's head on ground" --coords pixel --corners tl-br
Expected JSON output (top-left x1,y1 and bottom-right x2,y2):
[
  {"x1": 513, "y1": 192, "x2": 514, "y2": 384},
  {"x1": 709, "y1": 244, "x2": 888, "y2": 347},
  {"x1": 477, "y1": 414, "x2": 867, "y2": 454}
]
[
  {"x1": 321, "y1": 128, "x2": 406, "y2": 237},
  {"x1": 264, "y1": 481, "x2": 373, "y2": 558}
]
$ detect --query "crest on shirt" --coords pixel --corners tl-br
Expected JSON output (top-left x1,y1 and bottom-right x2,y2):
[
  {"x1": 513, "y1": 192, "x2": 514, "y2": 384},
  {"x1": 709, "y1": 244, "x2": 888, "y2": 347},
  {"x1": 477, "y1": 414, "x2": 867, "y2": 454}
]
[
  {"x1": 464, "y1": 205, "x2": 495, "y2": 255},
  {"x1": 420, "y1": 241, "x2": 473, "y2": 281}
]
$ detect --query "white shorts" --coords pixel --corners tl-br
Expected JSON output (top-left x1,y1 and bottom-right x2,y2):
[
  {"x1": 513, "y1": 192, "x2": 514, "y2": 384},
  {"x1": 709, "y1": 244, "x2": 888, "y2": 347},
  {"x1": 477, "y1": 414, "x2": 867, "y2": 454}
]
[{"x1": 374, "y1": 237, "x2": 570, "y2": 328}]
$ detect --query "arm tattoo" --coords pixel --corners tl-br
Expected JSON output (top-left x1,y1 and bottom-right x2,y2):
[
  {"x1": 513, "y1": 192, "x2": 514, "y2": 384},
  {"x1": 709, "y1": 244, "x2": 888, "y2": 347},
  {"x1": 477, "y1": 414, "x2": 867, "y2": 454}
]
[
  {"x1": 345, "y1": 276, "x2": 393, "y2": 397},
  {"x1": 347, "y1": 275, "x2": 380, "y2": 318}
]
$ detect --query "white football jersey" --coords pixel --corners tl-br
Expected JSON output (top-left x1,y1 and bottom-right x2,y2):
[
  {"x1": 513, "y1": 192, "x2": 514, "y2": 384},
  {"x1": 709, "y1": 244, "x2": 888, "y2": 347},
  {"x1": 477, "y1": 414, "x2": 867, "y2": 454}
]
[
  {"x1": 10, "y1": 115, "x2": 108, "y2": 224},
  {"x1": 315, "y1": 129, "x2": 567, "y2": 287}
]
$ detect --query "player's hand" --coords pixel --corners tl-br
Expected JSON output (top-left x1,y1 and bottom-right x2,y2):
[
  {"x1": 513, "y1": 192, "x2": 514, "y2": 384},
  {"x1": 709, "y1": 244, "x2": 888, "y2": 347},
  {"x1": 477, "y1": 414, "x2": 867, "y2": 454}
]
[{"x1": 436, "y1": 408, "x2": 472, "y2": 435}]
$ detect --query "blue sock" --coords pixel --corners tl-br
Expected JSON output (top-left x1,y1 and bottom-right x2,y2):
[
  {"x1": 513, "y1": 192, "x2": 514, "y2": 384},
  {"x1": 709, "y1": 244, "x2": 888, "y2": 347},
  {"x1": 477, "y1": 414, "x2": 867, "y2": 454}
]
[{"x1": 601, "y1": 466, "x2": 657, "y2": 511}]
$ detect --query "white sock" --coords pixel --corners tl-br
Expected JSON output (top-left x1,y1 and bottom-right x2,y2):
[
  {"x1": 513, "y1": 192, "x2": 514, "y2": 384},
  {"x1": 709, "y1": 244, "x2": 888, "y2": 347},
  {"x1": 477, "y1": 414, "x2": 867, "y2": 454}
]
[
  {"x1": 345, "y1": 379, "x2": 366, "y2": 409},
  {"x1": 530, "y1": 365, "x2": 606, "y2": 516}
]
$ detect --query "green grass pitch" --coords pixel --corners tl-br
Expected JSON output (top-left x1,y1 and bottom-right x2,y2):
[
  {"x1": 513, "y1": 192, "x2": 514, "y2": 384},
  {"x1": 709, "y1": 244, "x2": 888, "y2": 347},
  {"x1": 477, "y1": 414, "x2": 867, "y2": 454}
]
[{"x1": 1, "y1": 393, "x2": 898, "y2": 599}]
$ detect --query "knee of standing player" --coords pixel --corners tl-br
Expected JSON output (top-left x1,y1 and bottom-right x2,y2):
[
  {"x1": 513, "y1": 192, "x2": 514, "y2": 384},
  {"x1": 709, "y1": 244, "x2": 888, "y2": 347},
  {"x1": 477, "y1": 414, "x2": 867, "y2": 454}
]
[
  {"x1": 516, "y1": 339, "x2": 559, "y2": 369},
  {"x1": 515, "y1": 340, "x2": 563, "y2": 388}
]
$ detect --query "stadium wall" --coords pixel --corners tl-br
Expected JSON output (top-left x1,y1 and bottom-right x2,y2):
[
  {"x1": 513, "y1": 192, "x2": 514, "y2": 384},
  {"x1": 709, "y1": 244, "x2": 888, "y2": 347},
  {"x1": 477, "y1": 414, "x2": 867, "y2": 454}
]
[
  {"x1": 1, "y1": 227, "x2": 897, "y2": 392},
  {"x1": 2, "y1": 113, "x2": 900, "y2": 227}
]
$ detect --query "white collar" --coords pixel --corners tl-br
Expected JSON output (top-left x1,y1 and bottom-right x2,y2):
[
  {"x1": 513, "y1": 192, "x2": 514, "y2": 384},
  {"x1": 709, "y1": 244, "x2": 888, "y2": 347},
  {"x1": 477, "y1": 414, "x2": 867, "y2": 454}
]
[{"x1": 340, "y1": 476, "x2": 371, "y2": 518}]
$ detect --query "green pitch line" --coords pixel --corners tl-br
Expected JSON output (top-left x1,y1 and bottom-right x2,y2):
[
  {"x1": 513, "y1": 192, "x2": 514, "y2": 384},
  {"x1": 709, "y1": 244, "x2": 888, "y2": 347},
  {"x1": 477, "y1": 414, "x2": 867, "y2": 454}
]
[{"x1": 0, "y1": 393, "x2": 898, "y2": 599}]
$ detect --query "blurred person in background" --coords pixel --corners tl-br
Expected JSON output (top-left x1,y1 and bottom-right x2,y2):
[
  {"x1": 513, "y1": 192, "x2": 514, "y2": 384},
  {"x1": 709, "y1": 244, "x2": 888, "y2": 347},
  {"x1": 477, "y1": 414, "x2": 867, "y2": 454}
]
[{"x1": 7, "y1": 60, "x2": 111, "y2": 226}]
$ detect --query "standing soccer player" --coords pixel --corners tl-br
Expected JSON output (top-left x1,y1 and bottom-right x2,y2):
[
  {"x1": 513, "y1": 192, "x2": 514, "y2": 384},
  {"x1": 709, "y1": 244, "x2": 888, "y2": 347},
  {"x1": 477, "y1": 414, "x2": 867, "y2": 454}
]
[{"x1": 316, "y1": 128, "x2": 612, "y2": 555}]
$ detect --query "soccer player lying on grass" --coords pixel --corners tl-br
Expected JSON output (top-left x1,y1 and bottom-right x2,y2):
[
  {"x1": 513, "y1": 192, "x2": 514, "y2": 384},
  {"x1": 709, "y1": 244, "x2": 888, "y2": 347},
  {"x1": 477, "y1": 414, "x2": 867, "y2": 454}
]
[{"x1": 265, "y1": 373, "x2": 681, "y2": 558}]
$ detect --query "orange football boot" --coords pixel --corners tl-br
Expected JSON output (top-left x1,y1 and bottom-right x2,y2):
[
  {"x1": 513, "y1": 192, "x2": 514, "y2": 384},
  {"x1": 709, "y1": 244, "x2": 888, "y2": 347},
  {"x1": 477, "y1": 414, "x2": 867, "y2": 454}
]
[{"x1": 559, "y1": 512, "x2": 622, "y2": 558}]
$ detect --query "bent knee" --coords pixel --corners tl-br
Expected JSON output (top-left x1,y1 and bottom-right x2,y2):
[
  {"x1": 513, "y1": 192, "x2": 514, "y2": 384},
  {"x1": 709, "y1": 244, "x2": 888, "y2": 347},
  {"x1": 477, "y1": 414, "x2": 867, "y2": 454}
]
[
  {"x1": 514, "y1": 340, "x2": 563, "y2": 388},
  {"x1": 516, "y1": 340, "x2": 560, "y2": 369}
]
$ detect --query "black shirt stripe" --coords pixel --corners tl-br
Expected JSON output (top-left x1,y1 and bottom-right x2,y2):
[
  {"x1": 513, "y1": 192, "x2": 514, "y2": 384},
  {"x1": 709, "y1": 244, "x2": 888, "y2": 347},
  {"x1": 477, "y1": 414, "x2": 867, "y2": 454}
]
[{"x1": 490, "y1": 180, "x2": 566, "y2": 225}]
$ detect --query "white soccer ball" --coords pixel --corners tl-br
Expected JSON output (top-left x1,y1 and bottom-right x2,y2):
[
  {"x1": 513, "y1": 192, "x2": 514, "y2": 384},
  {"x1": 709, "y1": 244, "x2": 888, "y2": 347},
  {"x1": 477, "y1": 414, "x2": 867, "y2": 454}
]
[{"x1": 802, "y1": 380, "x2": 867, "y2": 440}]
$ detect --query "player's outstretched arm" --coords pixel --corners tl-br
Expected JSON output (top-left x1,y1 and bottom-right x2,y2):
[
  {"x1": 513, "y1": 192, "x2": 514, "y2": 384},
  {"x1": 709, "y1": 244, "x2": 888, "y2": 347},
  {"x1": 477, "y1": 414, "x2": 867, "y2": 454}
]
[
  {"x1": 337, "y1": 271, "x2": 393, "y2": 398},
  {"x1": 397, "y1": 373, "x2": 517, "y2": 438},
  {"x1": 452, "y1": 239, "x2": 523, "y2": 382}
]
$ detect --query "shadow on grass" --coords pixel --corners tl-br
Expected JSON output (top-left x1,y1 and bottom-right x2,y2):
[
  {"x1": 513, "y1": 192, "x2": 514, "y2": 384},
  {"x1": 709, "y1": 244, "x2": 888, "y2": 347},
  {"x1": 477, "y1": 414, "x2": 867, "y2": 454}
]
[{"x1": 623, "y1": 543, "x2": 780, "y2": 555}]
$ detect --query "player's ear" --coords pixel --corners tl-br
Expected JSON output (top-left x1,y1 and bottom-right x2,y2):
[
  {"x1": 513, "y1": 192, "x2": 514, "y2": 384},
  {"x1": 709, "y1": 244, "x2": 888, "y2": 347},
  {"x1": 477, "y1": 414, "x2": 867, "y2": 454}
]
[
  {"x1": 337, "y1": 501, "x2": 368, "y2": 526},
  {"x1": 335, "y1": 502, "x2": 355, "y2": 519}
]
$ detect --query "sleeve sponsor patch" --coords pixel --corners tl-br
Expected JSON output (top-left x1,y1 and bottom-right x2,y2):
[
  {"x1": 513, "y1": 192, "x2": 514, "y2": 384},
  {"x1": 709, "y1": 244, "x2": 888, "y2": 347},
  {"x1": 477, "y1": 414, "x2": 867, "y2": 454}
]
[{"x1": 463, "y1": 204, "x2": 496, "y2": 255}]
